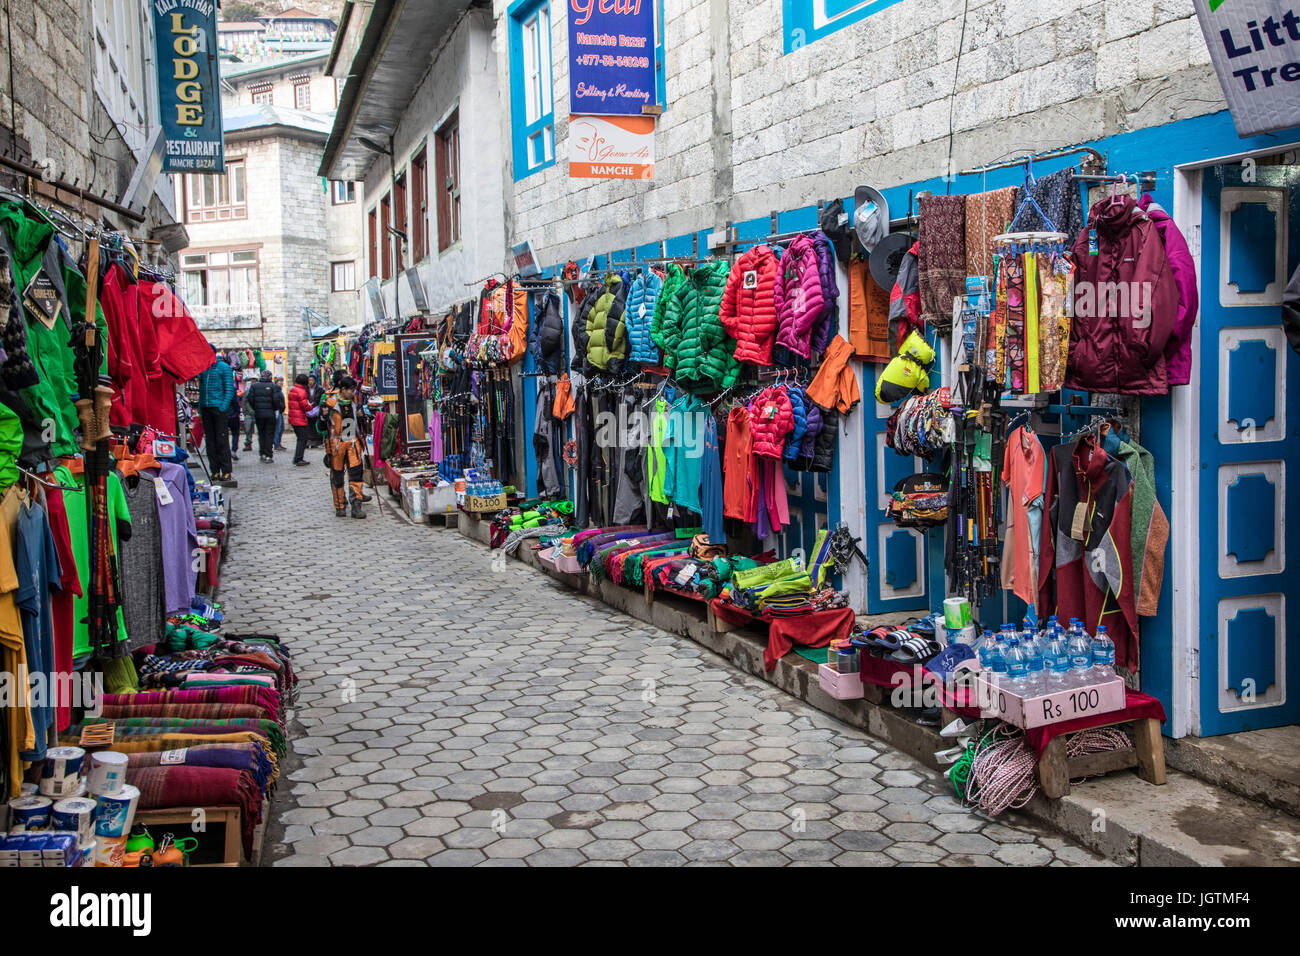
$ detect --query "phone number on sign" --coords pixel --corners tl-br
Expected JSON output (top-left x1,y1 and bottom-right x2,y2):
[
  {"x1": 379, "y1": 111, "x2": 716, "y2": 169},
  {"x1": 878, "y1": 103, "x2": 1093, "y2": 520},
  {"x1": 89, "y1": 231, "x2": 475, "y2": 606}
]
[{"x1": 574, "y1": 54, "x2": 650, "y2": 68}]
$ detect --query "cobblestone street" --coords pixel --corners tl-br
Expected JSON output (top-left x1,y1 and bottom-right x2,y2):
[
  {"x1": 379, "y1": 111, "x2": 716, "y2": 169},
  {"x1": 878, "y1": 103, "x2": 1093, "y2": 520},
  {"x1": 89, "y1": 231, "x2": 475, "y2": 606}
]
[{"x1": 221, "y1": 457, "x2": 1108, "y2": 867}]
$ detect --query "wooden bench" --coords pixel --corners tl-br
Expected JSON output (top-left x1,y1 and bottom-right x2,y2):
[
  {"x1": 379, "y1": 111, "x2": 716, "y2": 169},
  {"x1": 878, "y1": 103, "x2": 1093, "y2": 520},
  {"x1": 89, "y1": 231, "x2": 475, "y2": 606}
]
[
  {"x1": 1035, "y1": 716, "x2": 1166, "y2": 799},
  {"x1": 133, "y1": 805, "x2": 244, "y2": 867}
]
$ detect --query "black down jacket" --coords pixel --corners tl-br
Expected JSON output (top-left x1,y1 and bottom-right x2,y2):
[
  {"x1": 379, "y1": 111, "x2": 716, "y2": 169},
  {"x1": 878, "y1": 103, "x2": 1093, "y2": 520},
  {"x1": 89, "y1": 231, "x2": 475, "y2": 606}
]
[
  {"x1": 245, "y1": 380, "x2": 284, "y2": 419},
  {"x1": 808, "y1": 404, "x2": 837, "y2": 473},
  {"x1": 530, "y1": 291, "x2": 564, "y2": 374}
]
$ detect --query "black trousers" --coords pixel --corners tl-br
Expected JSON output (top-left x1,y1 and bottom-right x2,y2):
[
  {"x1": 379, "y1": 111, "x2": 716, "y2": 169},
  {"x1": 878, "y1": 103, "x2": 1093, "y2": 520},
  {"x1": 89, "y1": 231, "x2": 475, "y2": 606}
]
[
  {"x1": 255, "y1": 416, "x2": 277, "y2": 458},
  {"x1": 292, "y1": 424, "x2": 313, "y2": 463},
  {"x1": 200, "y1": 407, "x2": 231, "y2": 476}
]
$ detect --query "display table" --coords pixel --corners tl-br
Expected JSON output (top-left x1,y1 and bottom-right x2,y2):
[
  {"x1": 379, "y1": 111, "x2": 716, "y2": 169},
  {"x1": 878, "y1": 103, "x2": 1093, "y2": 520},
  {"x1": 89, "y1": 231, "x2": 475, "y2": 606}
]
[{"x1": 708, "y1": 600, "x2": 855, "y2": 671}]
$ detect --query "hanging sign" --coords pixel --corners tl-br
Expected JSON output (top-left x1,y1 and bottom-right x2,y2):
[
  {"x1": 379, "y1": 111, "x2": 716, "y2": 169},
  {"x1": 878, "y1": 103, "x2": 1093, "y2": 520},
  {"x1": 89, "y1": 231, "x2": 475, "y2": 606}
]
[
  {"x1": 569, "y1": 114, "x2": 655, "y2": 179},
  {"x1": 567, "y1": 0, "x2": 657, "y2": 115},
  {"x1": 1192, "y1": 0, "x2": 1300, "y2": 137},
  {"x1": 152, "y1": 0, "x2": 225, "y2": 172}
]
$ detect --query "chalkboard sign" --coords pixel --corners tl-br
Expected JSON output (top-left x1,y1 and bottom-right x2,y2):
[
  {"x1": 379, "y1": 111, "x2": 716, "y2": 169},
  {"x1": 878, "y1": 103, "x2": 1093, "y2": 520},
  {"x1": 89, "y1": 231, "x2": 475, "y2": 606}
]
[{"x1": 376, "y1": 354, "x2": 398, "y2": 400}]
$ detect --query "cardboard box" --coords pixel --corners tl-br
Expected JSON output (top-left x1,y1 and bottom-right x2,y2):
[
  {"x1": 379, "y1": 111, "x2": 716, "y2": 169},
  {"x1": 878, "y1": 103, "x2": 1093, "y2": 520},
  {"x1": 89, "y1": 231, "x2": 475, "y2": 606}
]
[
  {"x1": 818, "y1": 663, "x2": 865, "y2": 701},
  {"x1": 975, "y1": 674, "x2": 1126, "y2": 729}
]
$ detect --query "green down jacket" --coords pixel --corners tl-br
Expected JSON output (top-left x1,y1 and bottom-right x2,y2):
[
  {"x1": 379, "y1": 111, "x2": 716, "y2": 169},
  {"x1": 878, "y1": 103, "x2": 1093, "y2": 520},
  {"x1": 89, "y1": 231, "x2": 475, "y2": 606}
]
[
  {"x1": 651, "y1": 263, "x2": 687, "y2": 356},
  {"x1": 658, "y1": 260, "x2": 738, "y2": 393},
  {"x1": 585, "y1": 274, "x2": 628, "y2": 374}
]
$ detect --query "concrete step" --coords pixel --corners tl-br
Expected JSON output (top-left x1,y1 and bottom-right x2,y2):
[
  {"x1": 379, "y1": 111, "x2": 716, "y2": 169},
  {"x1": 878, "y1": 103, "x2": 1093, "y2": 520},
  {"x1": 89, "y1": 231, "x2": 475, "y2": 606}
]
[{"x1": 1163, "y1": 728, "x2": 1300, "y2": 819}]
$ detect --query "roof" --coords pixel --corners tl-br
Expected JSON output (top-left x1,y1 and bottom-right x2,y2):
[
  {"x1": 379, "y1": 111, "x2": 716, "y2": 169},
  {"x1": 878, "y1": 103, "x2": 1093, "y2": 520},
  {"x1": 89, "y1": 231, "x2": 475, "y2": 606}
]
[
  {"x1": 320, "y1": 0, "x2": 479, "y2": 180},
  {"x1": 220, "y1": 49, "x2": 330, "y2": 81},
  {"x1": 270, "y1": 6, "x2": 332, "y2": 21},
  {"x1": 224, "y1": 104, "x2": 335, "y2": 141}
]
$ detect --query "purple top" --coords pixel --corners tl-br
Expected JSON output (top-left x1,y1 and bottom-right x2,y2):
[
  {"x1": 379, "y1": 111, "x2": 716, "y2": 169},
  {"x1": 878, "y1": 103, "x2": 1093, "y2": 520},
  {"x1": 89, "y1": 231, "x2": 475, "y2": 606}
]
[{"x1": 154, "y1": 462, "x2": 198, "y2": 613}]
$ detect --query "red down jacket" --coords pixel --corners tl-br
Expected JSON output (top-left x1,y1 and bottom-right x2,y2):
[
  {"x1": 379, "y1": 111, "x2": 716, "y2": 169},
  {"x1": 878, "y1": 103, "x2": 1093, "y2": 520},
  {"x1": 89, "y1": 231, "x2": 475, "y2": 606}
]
[
  {"x1": 1067, "y1": 195, "x2": 1178, "y2": 396},
  {"x1": 774, "y1": 235, "x2": 825, "y2": 359},
  {"x1": 749, "y1": 386, "x2": 794, "y2": 459},
  {"x1": 288, "y1": 384, "x2": 312, "y2": 427},
  {"x1": 720, "y1": 245, "x2": 779, "y2": 366}
]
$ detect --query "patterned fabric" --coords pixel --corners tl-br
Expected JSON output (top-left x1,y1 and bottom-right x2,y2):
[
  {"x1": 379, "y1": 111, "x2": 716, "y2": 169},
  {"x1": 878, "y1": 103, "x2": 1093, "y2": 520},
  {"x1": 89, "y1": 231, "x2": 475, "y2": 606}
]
[
  {"x1": 1038, "y1": 253, "x2": 1074, "y2": 391},
  {"x1": 917, "y1": 195, "x2": 966, "y2": 330},
  {"x1": 964, "y1": 186, "x2": 1018, "y2": 279},
  {"x1": 1014, "y1": 167, "x2": 1085, "y2": 239}
]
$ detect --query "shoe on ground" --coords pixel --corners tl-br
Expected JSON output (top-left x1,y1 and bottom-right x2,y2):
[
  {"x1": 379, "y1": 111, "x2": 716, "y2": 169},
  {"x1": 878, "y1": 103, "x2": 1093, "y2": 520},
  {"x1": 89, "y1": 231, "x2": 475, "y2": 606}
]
[
  {"x1": 351, "y1": 499, "x2": 365, "y2": 519},
  {"x1": 359, "y1": 492, "x2": 374, "y2": 502},
  {"x1": 274, "y1": 445, "x2": 287, "y2": 451},
  {"x1": 293, "y1": 459, "x2": 308, "y2": 466},
  {"x1": 243, "y1": 444, "x2": 252, "y2": 451},
  {"x1": 335, "y1": 507, "x2": 347, "y2": 517},
  {"x1": 231, "y1": 453, "x2": 239, "y2": 462}
]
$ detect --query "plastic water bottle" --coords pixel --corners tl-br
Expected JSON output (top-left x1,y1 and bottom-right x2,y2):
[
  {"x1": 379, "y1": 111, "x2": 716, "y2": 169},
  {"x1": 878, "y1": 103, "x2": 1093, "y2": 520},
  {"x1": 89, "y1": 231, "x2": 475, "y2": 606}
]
[
  {"x1": 1091, "y1": 625, "x2": 1116, "y2": 681},
  {"x1": 978, "y1": 629, "x2": 1004, "y2": 685},
  {"x1": 1022, "y1": 632, "x2": 1046, "y2": 696},
  {"x1": 1067, "y1": 622, "x2": 1094, "y2": 689},
  {"x1": 1004, "y1": 636, "x2": 1029, "y2": 691},
  {"x1": 1044, "y1": 626, "x2": 1072, "y2": 691}
]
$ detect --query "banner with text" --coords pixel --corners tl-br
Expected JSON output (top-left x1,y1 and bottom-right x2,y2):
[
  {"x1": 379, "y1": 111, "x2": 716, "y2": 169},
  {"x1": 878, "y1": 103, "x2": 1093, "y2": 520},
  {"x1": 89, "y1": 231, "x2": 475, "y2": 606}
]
[
  {"x1": 1193, "y1": 0, "x2": 1300, "y2": 137},
  {"x1": 567, "y1": 0, "x2": 657, "y2": 115},
  {"x1": 153, "y1": 0, "x2": 225, "y2": 172},
  {"x1": 569, "y1": 115, "x2": 655, "y2": 179}
]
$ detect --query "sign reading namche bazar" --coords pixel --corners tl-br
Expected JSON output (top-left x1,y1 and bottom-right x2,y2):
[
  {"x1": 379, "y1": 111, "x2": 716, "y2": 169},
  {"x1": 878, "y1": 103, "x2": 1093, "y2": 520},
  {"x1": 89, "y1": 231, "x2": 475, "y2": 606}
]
[
  {"x1": 152, "y1": 0, "x2": 225, "y2": 173},
  {"x1": 567, "y1": 0, "x2": 657, "y2": 115},
  {"x1": 1192, "y1": 0, "x2": 1300, "y2": 137}
]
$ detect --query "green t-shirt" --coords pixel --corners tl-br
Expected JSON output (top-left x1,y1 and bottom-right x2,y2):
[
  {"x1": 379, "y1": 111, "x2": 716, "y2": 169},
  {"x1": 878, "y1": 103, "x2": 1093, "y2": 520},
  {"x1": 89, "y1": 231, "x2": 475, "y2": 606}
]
[
  {"x1": 0, "y1": 403, "x2": 19, "y2": 488},
  {"x1": 56, "y1": 466, "x2": 131, "y2": 656}
]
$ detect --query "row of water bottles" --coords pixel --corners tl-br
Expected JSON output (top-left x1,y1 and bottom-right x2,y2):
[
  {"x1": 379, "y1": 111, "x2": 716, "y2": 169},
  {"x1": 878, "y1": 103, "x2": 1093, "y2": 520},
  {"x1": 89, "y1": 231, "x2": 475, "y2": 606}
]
[
  {"x1": 976, "y1": 616, "x2": 1115, "y2": 696},
  {"x1": 468, "y1": 480, "x2": 504, "y2": 497}
]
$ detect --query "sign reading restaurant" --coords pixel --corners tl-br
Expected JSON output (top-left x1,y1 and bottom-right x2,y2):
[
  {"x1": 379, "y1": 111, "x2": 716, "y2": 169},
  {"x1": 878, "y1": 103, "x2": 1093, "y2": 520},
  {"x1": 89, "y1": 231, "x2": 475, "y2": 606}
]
[{"x1": 152, "y1": 0, "x2": 225, "y2": 172}]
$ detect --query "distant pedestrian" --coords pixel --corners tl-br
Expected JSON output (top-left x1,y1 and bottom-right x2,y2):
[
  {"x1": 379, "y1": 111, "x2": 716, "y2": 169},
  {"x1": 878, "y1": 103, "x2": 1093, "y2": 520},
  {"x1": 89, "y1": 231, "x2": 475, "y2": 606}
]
[
  {"x1": 197, "y1": 345, "x2": 234, "y2": 481},
  {"x1": 288, "y1": 373, "x2": 315, "y2": 466},
  {"x1": 227, "y1": 371, "x2": 243, "y2": 463},
  {"x1": 273, "y1": 377, "x2": 288, "y2": 451},
  {"x1": 244, "y1": 369, "x2": 285, "y2": 463}
]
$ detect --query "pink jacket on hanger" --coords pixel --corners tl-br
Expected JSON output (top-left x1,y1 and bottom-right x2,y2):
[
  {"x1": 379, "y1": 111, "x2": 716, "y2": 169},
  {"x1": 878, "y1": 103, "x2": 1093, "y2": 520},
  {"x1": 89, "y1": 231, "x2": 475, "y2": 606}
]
[{"x1": 1137, "y1": 194, "x2": 1198, "y2": 387}]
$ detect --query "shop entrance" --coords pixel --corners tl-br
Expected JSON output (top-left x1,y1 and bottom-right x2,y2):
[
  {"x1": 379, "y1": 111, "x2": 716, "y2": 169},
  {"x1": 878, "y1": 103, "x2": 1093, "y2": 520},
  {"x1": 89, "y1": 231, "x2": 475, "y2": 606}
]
[{"x1": 1196, "y1": 155, "x2": 1300, "y2": 735}]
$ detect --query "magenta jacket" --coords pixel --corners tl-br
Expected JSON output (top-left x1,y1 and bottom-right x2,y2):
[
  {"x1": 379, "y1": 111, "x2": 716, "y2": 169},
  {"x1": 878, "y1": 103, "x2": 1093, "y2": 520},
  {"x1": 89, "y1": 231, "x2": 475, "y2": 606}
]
[
  {"x1": 774, "y1": 235, "x2": 825, "y2": 359},
  {"x1": 1138, "y1": 194, "x2": 1198, "y2": 386}
]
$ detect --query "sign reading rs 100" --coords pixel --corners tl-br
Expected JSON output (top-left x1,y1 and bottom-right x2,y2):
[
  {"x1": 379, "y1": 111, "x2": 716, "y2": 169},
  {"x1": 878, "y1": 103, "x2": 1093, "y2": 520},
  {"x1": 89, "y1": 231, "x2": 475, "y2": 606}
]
[
  {"x1": 153, "y1": 0, "x2": 225, "y2": 173},
  {"x1": 567, "y1": 0, "x2": 658, "y2": 116}
]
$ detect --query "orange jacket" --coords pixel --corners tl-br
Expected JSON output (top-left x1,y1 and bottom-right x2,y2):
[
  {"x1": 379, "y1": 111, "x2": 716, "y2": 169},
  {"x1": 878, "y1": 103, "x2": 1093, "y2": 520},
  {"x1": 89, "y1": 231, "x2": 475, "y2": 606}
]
[{"x1": 805, "y1": 334, "x2": 861, "y2": 415}]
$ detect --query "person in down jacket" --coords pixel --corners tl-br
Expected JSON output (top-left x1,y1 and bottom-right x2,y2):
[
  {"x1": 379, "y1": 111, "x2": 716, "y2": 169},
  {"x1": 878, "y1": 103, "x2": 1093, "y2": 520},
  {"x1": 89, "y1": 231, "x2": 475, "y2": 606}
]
[
  {"x1": 809, "y1": 231, "x2": 840, "y2": 355},
  {"x1": 625, "y1": 269, "x2": 663, "y2": 364},
  {"x1": 775, "y1": 234, "x2": 826, "y2": 358},
  {"x1": 529, "y1": 291, "x2": 564, "y2": 374},
  {"x1": 783, "y1": 386, "x2": 808, "y2": 462},
  {"x1": 749, "y1": 385, "x2": 794, "y2": 459},
  {"x1": 1067, "y1": 194, "x2": 1178, "y2": 395},
  {"x1": 720, "y1": 244, "x2": 779, "y2": 366},
  {"x1": 659, "y1": 260, "x2": 738, "y2": 393},
  {"x1": 651, "y1": 263, "x2": 687, "y2": 355},
  {"x1": 586, "y1": 274, "x2": 629, "y2": 374}
]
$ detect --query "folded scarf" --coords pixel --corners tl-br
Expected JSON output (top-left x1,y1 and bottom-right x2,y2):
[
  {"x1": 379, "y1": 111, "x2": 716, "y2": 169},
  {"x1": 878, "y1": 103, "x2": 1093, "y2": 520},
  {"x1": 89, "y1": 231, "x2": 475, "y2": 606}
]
[
  {"x1": 102, "y1": 686, "x2": 280, "y2": 721},
  {"x1": 127, "y1": 765, "x2": 262, "y2": 861},
  {"x1": 126, "y1": 743, "x2": 275, "y2": 790},
  {"x1": 918, "y1": 194, "x2": 966, "y2": 330},
  {"x1": 78, "y1": 717, "x2": 286, "y2": 755},
  {"x1": 97, "y1": 701, "x2": 269, "y2": 721}
]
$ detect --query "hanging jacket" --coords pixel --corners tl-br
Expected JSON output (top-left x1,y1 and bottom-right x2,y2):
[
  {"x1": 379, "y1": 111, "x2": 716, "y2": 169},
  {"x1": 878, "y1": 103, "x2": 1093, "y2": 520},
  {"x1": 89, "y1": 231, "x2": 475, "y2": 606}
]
[
  {"x1": 659, "y1": 260, "x2": 737, "y2": 393},
  {"x1": 1137, "y1": 194, "x2": 1198, "y2": 387},
  {"x1": 809, "y1": 231, "x2": 840, "y2": 354},
  {"x1": 748, "y1": 386, "x2": 794, "y2": 459},
  {"x1": 774, "y1": 235, "x2": 825, "y2": 359},
  {"x1": 625, "y1": 269, "x2": 663, "y2": 364},
  {"x1": 719, "y1": 245, "x2": 779, "y2": 366},
  {"x1": 808, "y1": 404, "x2": 837, "y2": 472},
  {"x1": 650, "y1": 263, "x2": 687, "y2": 355},
  {"x1": 1067, "y1": 195, "x2": 1178, "y2": 396},
  {"x1": 805, "y1": 334, "x2": 861, "y2": 416},
  {"x1": 585, "y1": 274, "x2": 629, "y2": 374},
  {"x1": 570, "y1": 277, "x2": 602, "y2": 372},
  {"x1": 529, "y1": 291, "x2": 564, "y2": 374},
  {"x1": 887, "y1": 240, "x2": 922, "y2": 351},
  {"x1": 796, "y1": 403, "x2": 823, "y2": 469},
  {"x1": 783, "y1": 386, "x2": 808, "y2": 463}
]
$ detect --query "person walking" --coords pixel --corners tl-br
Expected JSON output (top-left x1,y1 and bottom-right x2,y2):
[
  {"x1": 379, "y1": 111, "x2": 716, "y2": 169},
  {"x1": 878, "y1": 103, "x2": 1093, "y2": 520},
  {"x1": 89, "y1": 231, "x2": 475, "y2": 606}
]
[
  {"x1": 273, "y1": 377, "x2": 288, "y2": 452},
  {"x1": 197, "y1": 346, "x2": 234, "y2": 481},
  {"x1": 306, "y1": 374, "x2": 325, "y2": 448},
  {"x1": 323, "y1": 375, "x2": 368, "y2": 518},
  {"x1": 288, "y1": 373, "x2": 315, "y2": 466},
  {"x1": 227, "y1": 372, "x2": 243, "y2": 463},
  {"x1": 244, "y1": 369, "x2": 285, "y2": 463}
]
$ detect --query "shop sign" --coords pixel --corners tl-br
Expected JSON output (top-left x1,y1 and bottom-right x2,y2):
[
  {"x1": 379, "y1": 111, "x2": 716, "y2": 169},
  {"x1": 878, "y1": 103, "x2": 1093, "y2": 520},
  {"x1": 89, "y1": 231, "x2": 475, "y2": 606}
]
[
  {"x1": 152, "y1": 0, "x2": 225, "y2": 173},
  {"x1": 567, "y1": 0, "x2": 657, "y2": 115},
  {"x1": 569, "y1": 114, "x2": 655, "y2": 179},
  {"x1": 781, "y1": 0, "x2": 906, "y2": 54},
  {"x1": 1193, "y1": 0, "x2": 1300, "y2": 137}
]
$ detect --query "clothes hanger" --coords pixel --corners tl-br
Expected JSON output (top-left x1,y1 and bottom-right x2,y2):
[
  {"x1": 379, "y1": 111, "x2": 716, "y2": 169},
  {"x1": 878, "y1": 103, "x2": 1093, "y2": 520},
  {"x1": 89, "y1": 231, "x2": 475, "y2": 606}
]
[{"x1": 17, "y1": 465, "x2": 80, "y2": 492}]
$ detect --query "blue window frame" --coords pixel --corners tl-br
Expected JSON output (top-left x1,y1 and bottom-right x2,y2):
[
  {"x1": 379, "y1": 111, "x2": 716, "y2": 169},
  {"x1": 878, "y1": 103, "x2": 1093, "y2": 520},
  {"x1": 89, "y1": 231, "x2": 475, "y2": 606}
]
[
  {"x1": 508, "y1": 0, "x2": 555, "y2": 181},
  {"x1": 655, "y1": 0, "x2": 666, "y2": 109}
]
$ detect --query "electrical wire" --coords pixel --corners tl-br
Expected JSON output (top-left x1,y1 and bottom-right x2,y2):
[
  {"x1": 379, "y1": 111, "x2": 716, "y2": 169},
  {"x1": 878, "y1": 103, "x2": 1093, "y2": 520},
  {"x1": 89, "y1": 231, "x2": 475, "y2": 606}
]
[{"x1": 943, "y1": 0, "x2": 972, "y2": 195}]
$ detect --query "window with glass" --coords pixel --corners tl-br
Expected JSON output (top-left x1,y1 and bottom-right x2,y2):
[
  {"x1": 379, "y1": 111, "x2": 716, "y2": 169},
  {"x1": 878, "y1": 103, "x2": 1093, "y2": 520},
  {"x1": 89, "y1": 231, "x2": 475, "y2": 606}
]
[
  {"x1": 380, "y1": 194, "x2": 393, "y2": 281},
  {"x1": 332, "y1": 180, "x2": 356, "y2": 205},
  {"x1": 411, "y1": 148, "x2": 428, "y2": 263},
  {"x1": 331, "y1": 261, "x2": 356, "y2": 292},
  {"x1": 294, "y1": 81, "x2": 310, "y2": 110},
  {"x1": 184, "y1": 160, "x2": 247, "y2": 223},
  {"x1": 251, "y1": 87, "x2": 272, "y2": 105},
  {"x1": 394, "y1": 173, "x2": 408, "y2": 271},
  {"x1": 435, "y1": 115, "x2": 461, "y2": 251},
  {"x1": 509, "y1": 0, "x2": 554, "y2": 180},
  {"x1": 368, "y1": 208, "x2": 378, "y2": 280},
  {"x1": 181, "y1": 249, "x2": 259, "y2": 308}
]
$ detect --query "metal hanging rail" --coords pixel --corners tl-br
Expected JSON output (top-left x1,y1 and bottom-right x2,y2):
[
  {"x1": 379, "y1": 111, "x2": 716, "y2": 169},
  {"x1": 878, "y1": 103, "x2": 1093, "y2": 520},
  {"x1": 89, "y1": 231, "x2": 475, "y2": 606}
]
[
  {"x1": 958, "y1": 143, "x2": 1107, "y2": 178},
  {"x1": 0, "y1": 151, "x2": 146, "y2": 223}
]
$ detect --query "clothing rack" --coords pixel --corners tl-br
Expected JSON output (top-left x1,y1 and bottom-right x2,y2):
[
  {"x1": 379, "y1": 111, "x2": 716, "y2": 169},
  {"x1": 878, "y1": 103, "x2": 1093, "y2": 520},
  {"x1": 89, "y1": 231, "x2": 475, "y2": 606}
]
[
  {"x1": 0, "y1": 150, "x2": 147, "y2": 223},
  {"x1": 1071, "y1": 170, "x2": 1157, "y2": 194},
  {"x1": 958, "y1": 143, "x2": 1107, "y2": 178}
]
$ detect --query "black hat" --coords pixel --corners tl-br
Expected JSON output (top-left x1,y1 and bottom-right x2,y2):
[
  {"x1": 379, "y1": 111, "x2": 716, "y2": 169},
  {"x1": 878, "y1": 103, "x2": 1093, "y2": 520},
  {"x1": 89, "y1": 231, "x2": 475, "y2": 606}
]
[
  {"x1": 869, "y1": 232, "x2": 915, "y2": 292},
  {"x1": 817, "y1": 198, "x2": 852, "y2": 265}
]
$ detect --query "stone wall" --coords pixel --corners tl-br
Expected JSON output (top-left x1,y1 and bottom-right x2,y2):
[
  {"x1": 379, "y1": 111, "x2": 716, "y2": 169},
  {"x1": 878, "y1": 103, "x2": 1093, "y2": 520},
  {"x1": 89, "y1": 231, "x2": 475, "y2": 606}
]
[{"x1": 497, "y1": 0, "x2": 1222, "y2": 266}]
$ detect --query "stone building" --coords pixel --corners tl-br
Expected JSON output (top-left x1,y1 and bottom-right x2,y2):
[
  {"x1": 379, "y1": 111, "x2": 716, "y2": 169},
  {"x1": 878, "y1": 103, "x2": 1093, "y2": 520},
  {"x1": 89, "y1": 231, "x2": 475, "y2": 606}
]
[
  {"x1": 0, "y1": 0, "x2": 186, "y2": 264},
  {"x1": 176, "y1": 49, "x2": 364, "y2": 367}
]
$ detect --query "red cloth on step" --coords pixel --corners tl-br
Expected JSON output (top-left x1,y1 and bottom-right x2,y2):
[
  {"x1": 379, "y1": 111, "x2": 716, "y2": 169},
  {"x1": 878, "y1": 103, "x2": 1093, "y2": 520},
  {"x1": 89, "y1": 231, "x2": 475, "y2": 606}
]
[{"x1": 710, "y1": 600, "x2": 854, "y2": 671}]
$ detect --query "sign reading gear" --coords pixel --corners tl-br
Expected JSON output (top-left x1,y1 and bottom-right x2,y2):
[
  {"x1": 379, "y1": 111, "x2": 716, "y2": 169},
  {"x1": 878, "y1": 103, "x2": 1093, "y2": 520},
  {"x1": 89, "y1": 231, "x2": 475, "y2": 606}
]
[
  {"x1": 1194, "y1": 0, "x2": 1300, "y2": 137},
  {"x1": 153, "y1": 0, "x2": 225, "y2": 173}
]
